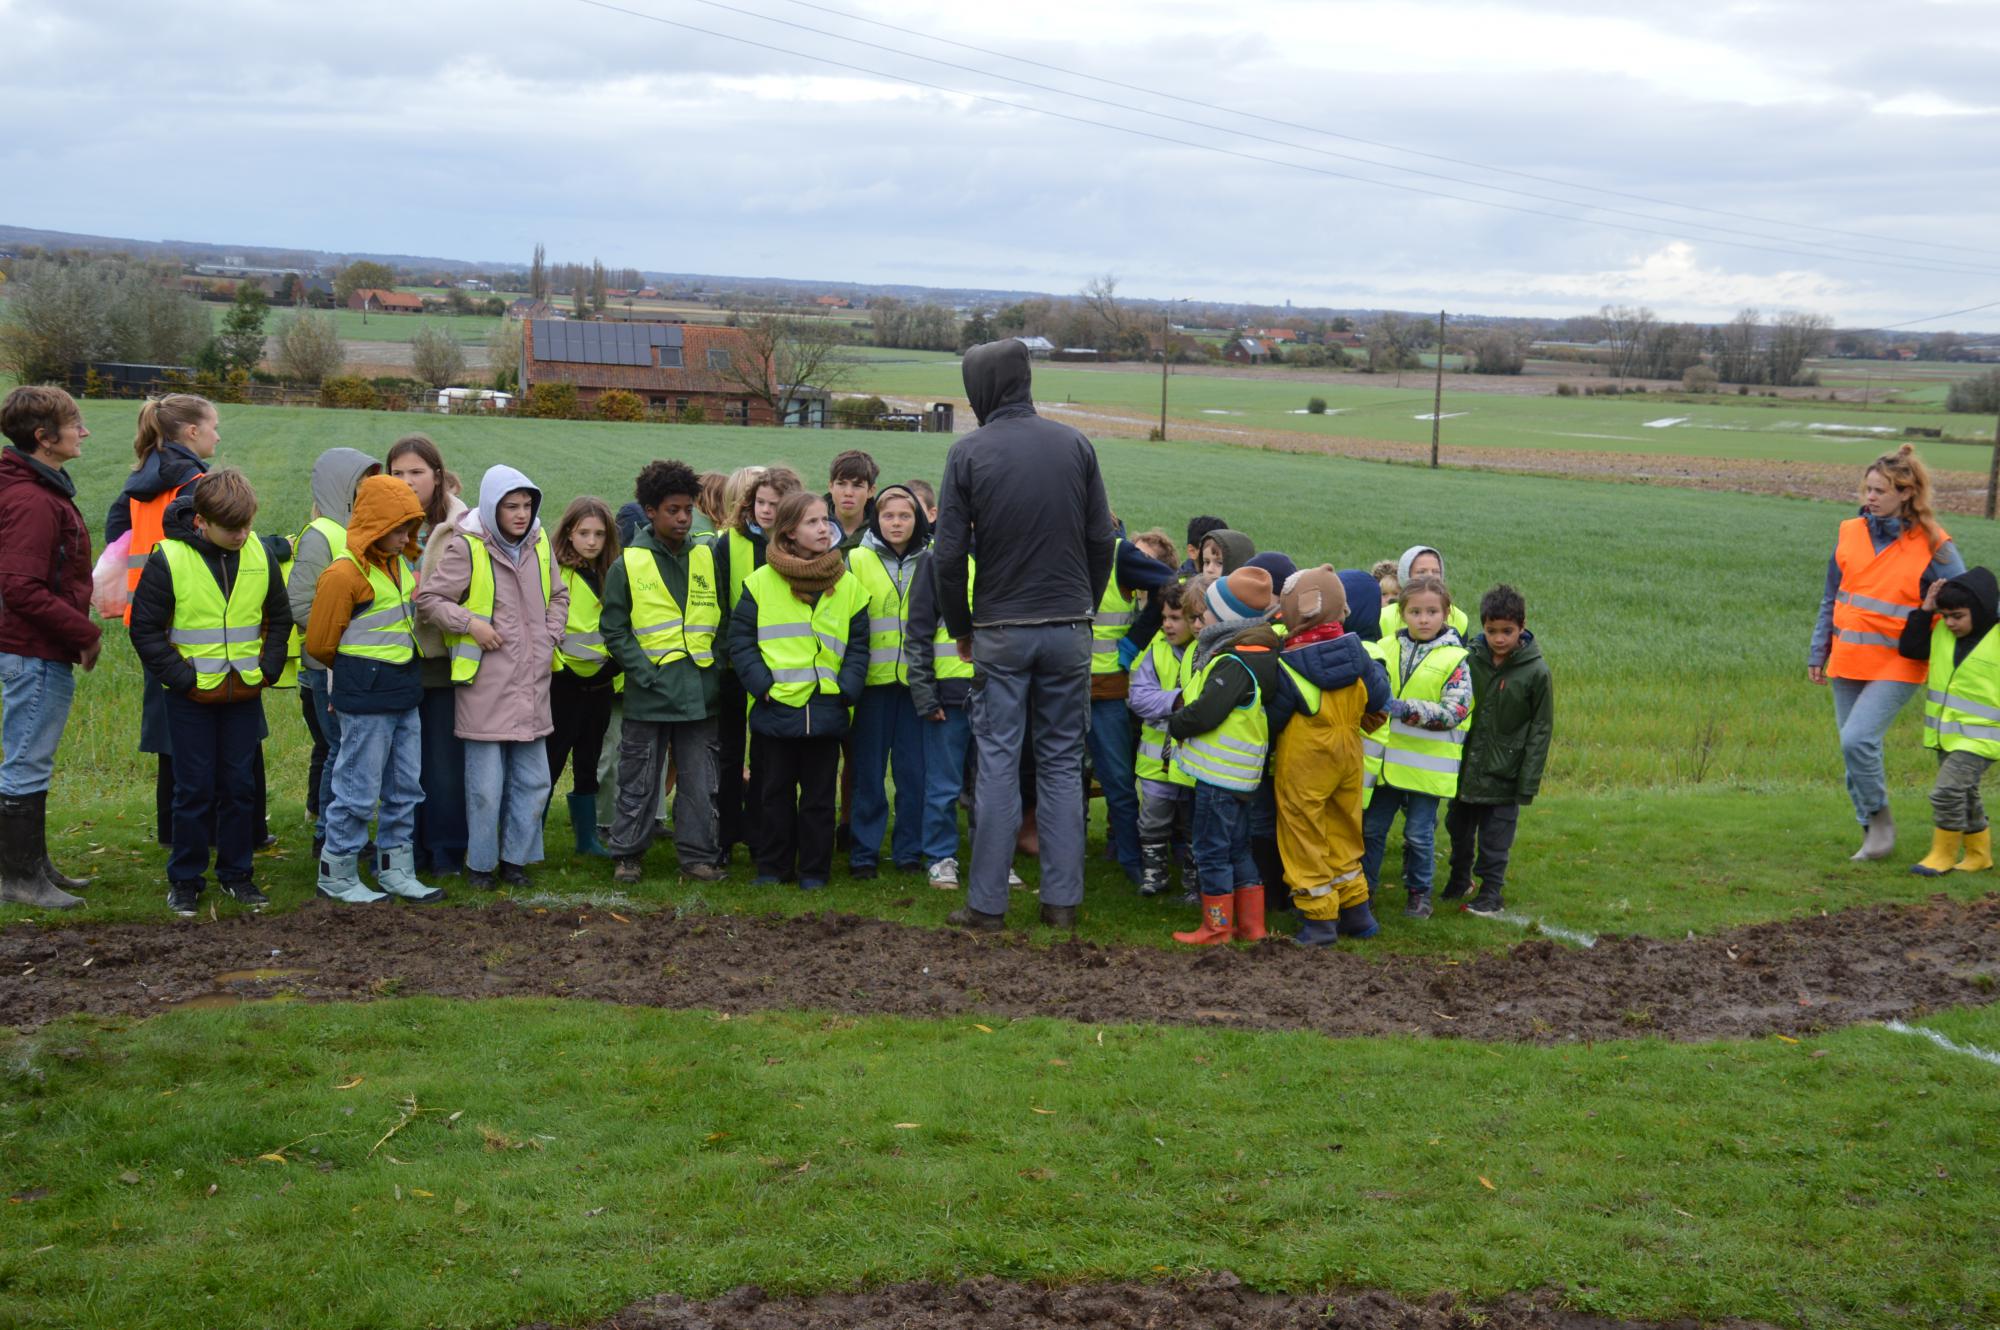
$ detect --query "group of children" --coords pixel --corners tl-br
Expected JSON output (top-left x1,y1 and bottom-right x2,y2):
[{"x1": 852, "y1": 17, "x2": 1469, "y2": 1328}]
[{"x1": 4, "y1": 383, "x2": 1560, "y2": 943}]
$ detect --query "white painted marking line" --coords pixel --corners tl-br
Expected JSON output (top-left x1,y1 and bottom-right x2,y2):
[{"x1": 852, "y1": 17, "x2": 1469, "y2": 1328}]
[
  {"x1": 1413, "y1": 411, "x2": 1468, "y2": 421},
  {"x1": 1641, "y1": 416, "x2": 1689, "y2": 428},
  {"x1": 1486, "y1": 910, "x2": 1597, "y2": 948},
  {"x1": 1883, "y1": 1020, "x2": 2000, "y2": 1067}
]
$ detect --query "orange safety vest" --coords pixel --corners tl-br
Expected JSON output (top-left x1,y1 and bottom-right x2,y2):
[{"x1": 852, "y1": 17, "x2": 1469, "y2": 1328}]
[
  {"x1": 1827, "y1": 516, "x2": 1944, "y2": 685},
  {"x1": 123, "y1": 484, "x2": 188, "y2": 625}
]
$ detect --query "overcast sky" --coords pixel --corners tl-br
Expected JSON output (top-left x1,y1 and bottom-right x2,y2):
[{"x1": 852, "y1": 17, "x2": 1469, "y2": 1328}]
[{"x1": 6, "y1": 0, "x2": 1999, "y2": 326}]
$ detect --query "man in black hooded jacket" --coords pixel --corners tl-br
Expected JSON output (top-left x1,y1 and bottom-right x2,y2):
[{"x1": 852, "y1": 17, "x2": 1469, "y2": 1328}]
[{"x1": 933, "y1": 339, "x2": 1116, "y2": 929}]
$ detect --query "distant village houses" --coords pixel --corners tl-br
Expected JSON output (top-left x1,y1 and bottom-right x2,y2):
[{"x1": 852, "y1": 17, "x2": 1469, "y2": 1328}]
[
  {"x1": 520, "y1": 318, "x2": 775, "y2": 426},
  {"x1": 1224, "y1": 338, "x2": 1271, "y2": 365},
  {"x1": 348, "y1": 288, "x2": 424, "y2": 314}
]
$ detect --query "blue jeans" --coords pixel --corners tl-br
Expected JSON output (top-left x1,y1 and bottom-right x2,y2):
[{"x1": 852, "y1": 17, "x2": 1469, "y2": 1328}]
[
  {"x1": 303, "y1": 669, "x2": 345, "y2": 838},
  {"x1": 1363, "y1": 785, "x2": 1441, "y2": 898},
  {"x1": 464, "y1": 738, "x2": 551, "y2": 870},
  {"x1": 967, "y1": 623, "x2": 1092, "y2": 914},
  {"x1": 326, "y1": 707, "x2": 422, "y2": 858},
  {"x1": 1087, "y1": 696, "x2": 1143, "y2": 879},
  {"x1": 162, "y1": 691, "x2": 263, "y2": 886},
  {"x1": 0, "y1": 652, "x2": 75, "y2": 796},
  {"x1": 1190, "y1": 782, "x2": 1258, "y2": 897},
  {"x1": 919, "y1": 703, "x2": 972, "y2": 864},
  {"x1": 849, "y1": 683, "x2": 927, "y2": 870},
  {"x1": 1831, "y1": 677, "x2": 1920, "y2": 822}
]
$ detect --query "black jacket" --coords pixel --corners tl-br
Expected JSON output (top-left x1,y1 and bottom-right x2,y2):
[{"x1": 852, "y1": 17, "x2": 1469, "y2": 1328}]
[
  {"x1": 934, "y1": 339, "x2": 1115, "y2": 637},
  {"x1": 127, "y1": 490, "x2": 293, "y2": 694},
  {"x1": 905, "y1": 548, "x2": 970, "y2": 715},
  {"x1": 725, "y1": 574, "x2": 870, "y2": 739},
  {"x1": 1900, "y1": 566, "x2": 2000, "y2": 668}
]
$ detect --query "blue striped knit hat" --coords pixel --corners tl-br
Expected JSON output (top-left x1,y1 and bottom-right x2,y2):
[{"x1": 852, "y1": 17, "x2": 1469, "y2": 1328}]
[{"x1": 1205, "y1": 566, "x2": 1275, "y2": 625}]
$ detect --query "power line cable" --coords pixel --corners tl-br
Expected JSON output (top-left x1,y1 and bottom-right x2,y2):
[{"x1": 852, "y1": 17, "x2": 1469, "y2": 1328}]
[
  {"x1": 568, "y1": 0, "x2": 2000, "y2": 281},
  {"x1": 1862, "y1": 297, "x2": 2000, "y2": 333},
  {"x1": 775, "y1": 0, "x2": 1997, "y2": 263},
  {"x1": 664, "y1": 0, "x2": 2000, "y2": 277}
]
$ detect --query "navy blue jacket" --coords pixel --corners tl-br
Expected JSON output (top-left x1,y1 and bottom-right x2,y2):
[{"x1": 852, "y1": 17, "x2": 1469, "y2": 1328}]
[
  {"x1": 1270, "y1": 631, "x2": 1389, "y2": 730},
  {"x1": 726, "y1": 576, "x2": 870, "y2": 738}
]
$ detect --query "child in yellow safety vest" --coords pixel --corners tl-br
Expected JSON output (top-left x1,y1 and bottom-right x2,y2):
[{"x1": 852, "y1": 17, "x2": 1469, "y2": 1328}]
[
  {"x1": 1125, "y1": 575, "x2": 1201, "y2": 899},
  {"x1": 304, "y1": 476, "x2": 435, "y2": 905},
  {"x1": 845, "y1": 484, "x2": 932, "y2": 878},
  {"x1": 598, "y1": 461, "x2": 727, "y2": 886},
  {"x1": 727, "y1": 491, "x2": 871, "y2": 890},
  {"x1": 1270, "y1": 566, "x2": 1390, "y2": 945},
  {"x1": 1166, "y1": 567, "x2": 1282, "y2": 946},
  {"x1": 416, "y1": 465, "x2": 568, "y2": 891},
  {"x1": 545, "y1": 496, "x2": 623, "y2": 861},
  {"x1": 127, "y1": 468, "x2": 293, "y2": 917},
  {"x1": 1361, "y1": 575, "x2": 1473, "y2": 920},
  {"x1": 1899, "y1": 567, "x2": 2000, "y2": 877}
]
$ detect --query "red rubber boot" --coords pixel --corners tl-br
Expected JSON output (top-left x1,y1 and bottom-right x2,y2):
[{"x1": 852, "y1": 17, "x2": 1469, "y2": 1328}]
[{"x1": 1172, "y1": 894, "x2": 1235, "y2": 946}]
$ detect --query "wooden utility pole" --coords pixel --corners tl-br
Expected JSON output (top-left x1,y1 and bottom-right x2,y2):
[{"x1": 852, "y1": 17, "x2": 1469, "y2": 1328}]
[
  {"x1": 1430, "y1": 309, "x2": 1446, "y2": 468},
  {"x1": 1158, "y1": 305, "x2": 1170, "y2": 441},
  {"x1": 1986, "y1": 411, "x2": 2000, "y2": 519}
]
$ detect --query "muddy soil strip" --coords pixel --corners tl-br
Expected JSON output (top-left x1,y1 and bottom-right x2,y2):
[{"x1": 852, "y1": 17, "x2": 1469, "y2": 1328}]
[
  {"x1": 523, "y1": 1273, "x2": 1777, "y2": 1330},
  {"x1": 3, "y1": 894, "x2": 1996, "y2": 1042}
]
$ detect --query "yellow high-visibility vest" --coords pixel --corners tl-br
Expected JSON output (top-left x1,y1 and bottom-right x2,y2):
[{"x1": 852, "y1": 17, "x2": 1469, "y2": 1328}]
[
  {"x1": 743, "y1": 563, "x2": 866, "y2": 708},
  {"x1": 1923, "y1": 621, "x2": 2000, "y2": 760},
  {"x1": 335, "y1": 552, "x2": 416, "y2": 664},
  {"x1": 159, "y1": 535, "x2": 270, "y2": 690},
  {"x1": 445, "y1": 529, "x2": 552, "y2": 684},
  {"x1": 624, "y1": 543, "x2": 720, "y2": 670},
  {"x1": 556, "y1": 566, "x2": 610, "y2": 677},
  {"x1": 1135, "y1": 633, "x2": 1195, "y2": 789},
  {"x1": 1091, "y1": 538, "x2": 1135, "y2": 676},
  {"x1": 848, "y1": 545, "x2": 919, "y2": 686},
  {"x1": 1176, "y1": 651, "x2": 1269, "y2": 792},
  {"x1": 1373, "y1": 637, "x2": 1474, "y2": 798}
]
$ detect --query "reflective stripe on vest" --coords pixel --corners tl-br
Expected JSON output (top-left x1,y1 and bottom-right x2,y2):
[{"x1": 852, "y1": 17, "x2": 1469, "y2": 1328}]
[
  {"x1": 1377, "y1": 637, "x2": 1473, "y2": 797},
  {"x1": 1828, "y1": 516, "x2": 1941, "y2": 686},
  {"x1": 1091, "y1": 539, "x2": 1137, "y2": 675},
  {"x1": 1135, "y1": 633, "x2": 1195, "y2": 788},
  {"x1": 556, "y1": 566, "x2": 610, "y2": 676},
  {"x1": 1922, "y1": 621, "x2": 2000, "y2": 760},
  {"x1": 275, "y1": 542, "x2": 301, "y2": 688},
  {"x1": 122, "y1": 482, "x2": 191, "y2": 625},
  {"x1": 446, "y1": 529, "x2": 553, "y2": 683},
  {"x1": 931, "y1": 554, "x2": 977, "y2": 682},
  {"x1": 848, "y1": 545, "x2": 918, "y2": 686},
  {"x1": 744, "y1": 563, "x2": 867, "y2": 708},
  {"x1": 291, "y1": 517, "x2": 349, "y2": 672},
  {"x1": 1176, "y1": 652, "x2": 1268, "y2": 792},
  {"x1": 335, "y1": 552, "x2": 416, "y2": 663},
  {"x1": 726, "y1": 528, "x2": 755, "y2": 614},
  {"x1": 625, "y1": 542, "x2": 720, "y2": 670},
  {"x1": 159, "y1": 535, "x2": 270, "y2": 689}
]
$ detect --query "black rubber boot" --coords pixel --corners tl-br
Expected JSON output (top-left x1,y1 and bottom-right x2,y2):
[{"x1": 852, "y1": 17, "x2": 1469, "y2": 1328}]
[
  {"x1": 1138, "y1": 841, "x2": 1173, "y2": 897},
  {"x1": 29, "y1": 792, "x2": 91, "y2": 893},
  {"x1": 0, "y1": 795, "x2": 82, "y2": 910}
]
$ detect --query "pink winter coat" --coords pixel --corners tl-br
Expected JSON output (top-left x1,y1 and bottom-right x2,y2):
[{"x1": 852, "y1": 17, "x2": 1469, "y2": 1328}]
[{"x1": 414, "y1": 469, "x2": 567, "y2": 743}]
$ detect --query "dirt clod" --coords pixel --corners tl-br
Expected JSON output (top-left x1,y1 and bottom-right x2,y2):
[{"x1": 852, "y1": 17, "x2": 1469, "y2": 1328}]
[{"x1": 2, "y1": 894, "x2": 1996, "y2": 1041}]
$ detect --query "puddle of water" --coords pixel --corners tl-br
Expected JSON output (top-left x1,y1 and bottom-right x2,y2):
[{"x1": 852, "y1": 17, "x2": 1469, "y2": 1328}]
[{"x1": 213, "y1": 968, "x2": 315, "y2": 984}]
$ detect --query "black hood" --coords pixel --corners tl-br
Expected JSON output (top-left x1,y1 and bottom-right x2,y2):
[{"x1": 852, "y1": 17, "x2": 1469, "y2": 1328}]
[
  {"x1": 962, "y1": 339, "x2": 1035, "y2": 425},
  {"x1": 1946, "y1": 566, "x2": 2000, "y2": 641},
  {"x1": 866, "y1": 483, "x2": 932, "y2": 552}
]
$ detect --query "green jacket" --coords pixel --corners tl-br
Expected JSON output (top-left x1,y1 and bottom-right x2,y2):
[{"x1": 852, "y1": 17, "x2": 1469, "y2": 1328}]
[
  {"x1": 1457, "y1": 630, "x2": 1554, "y2": 805},
  {"x1": 600, "y1": 526, "x2": 721, "y2": 723}
]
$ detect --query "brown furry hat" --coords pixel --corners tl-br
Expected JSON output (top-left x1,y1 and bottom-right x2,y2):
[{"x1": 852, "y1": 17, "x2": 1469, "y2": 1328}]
[{"x1": 1279, "y1": 564, "x2": 1348, "y2": 633}]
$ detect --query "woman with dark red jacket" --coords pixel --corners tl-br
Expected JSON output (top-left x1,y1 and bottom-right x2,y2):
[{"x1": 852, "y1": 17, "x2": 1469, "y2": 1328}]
[{"x1": 0, "y1": 386, "x2": 103, "y2": 909}]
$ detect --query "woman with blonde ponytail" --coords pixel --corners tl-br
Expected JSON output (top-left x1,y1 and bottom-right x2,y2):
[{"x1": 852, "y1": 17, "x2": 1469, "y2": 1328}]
[
  {"x1": 102, "y1": 393, "x2": 221, "y2": 848},
  {"x1": 1808, "y1": 444, "x2": 1965, "y2": 861}
]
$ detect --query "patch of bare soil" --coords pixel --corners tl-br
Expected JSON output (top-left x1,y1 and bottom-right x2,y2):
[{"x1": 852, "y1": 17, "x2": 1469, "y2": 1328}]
[
  {"x1": 2, "y1": 894, "x2": 1995, "y2": 1042},
  {"x1": 523, "y1": 1273, "x2": 1775, "y2": 1330}
]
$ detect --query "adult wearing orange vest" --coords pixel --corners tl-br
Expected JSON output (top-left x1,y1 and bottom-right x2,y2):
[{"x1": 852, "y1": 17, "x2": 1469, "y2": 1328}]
[
  {"x1": 1809, "y1": 445, "x2": 1964, "y2": 861},
  {"x1": 103, "y1": 395, "x2": 217, "y2": 849}
]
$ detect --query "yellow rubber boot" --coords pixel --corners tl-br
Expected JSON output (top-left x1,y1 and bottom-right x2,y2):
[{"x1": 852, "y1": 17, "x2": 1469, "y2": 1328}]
[
  {"x1": 1956, "y1": 828, "x2": 1993, "y2": 873},
  {"x1": 1910, "y1": 827, "x2": 1963, "y2": 877}
]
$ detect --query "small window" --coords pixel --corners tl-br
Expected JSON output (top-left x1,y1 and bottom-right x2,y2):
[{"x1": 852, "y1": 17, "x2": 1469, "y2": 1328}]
[
  {"x1": 675, "y1": 397, "x2": 689, "y2": 412},
  {"x1": 707, "y1": 348, "x2": 731, "y2": 371},
  {"x1": 725, "y1": 399, "x2": 748, "y2": 423},
  {"x1": 658, "y1": 346, "x2": 683, "y2": 369}
]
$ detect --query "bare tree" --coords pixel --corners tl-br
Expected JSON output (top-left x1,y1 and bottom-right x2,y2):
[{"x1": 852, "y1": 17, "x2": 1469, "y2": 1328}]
[
  {"x1": 411, "y1": 324, "x2": 467, "y2": 388},
  {"x1": 487, "y1": 317, "x2": 524, "y2": 390},
  {"x1": 1598, "y1": 304, "x2": 1656, "y2": 384},
  {"x1": 1467, "y1": 325, "x2": 1534, "y2": 375},
  {"x1": 1364, "y1": 312, "x2": 1424, "y2": 382},
  {"x1": 529, "y1": 243, "x2": 547, "y2": 302},
  {"x1": 273, "y1": 311, "x2": 345, "y2": 385},
  {"x1": 1766, "y1": 311, "x2": 1832, "y2": 387},
  {"x1": 719, "y1": 314, "x2": 858, "y2": 424},
  {"x1": 1712, "y1": 309, "x2": 1763, "y2": 384},
  {"x1": 589, "y1": 258, "x2": 607, "y2": 316},
  {"x1": 1080, "y1": 274, "x2": 1128, "y2": 348}
]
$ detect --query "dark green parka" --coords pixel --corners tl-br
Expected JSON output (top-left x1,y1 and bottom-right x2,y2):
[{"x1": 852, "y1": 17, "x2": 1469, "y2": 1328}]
[{"x1": 1457, "y1": 630, "x2": 1554, "y2": 805}]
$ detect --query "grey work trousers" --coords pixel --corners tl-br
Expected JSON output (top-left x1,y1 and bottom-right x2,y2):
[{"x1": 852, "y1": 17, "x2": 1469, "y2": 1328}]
[
  {"x1": 965, "y1": 622, "x2": 1093, "y2": 915},
  {"x1": 609, "y1": 716, "x2": 720, "y2": 867}
]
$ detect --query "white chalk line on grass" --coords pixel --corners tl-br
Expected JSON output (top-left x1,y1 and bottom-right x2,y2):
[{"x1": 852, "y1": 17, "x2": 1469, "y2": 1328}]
[
  {"x1": 1484, "y1": 910, "x2": 1597, "y2": 948},
  {"x1": 1883, "y1": 1020, "x2": 2000, "y2": 1068}
]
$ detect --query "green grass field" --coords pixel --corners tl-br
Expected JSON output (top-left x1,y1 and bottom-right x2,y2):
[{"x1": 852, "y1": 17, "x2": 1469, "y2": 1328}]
[
  {"x1": 849, "y1": 359, "x2": 2000, "y2": 469},
  {"x1": 5, "y1": 395, "x2": 1998, "y2": 1327},
  {"x1": 211, "y1": 305, "x2": 502, "y2": 346}
]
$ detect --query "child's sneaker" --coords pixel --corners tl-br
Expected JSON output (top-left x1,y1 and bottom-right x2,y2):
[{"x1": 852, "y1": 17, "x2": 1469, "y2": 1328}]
[
  {"x1": 1465, "y1": 886, "x2": 1506, "y2": 917},
  {"x1": 1439, "y1": 877, "x2": 1472, "y2": 902},
  {"x1": 927, "y1": 857, "x2": 959, "y2": 890},
  {"x1": 1404, "y1": 892, "x2": 1432, "y2": 920},
  {"x1": 219, "y1": 879, "x2": 269, "y2": 908},
  {"x1": 167, "y1": 880, "x2": 203, "y2": 917},
  {"x1": 1008, "y1": 866, "x2": 1029, "y2": 891},
  {"x1": 613, "y1": 858, "x2": 644, "y2": 885},
  {"x1": 682, "y1": 861, "x2": 728, "y2": 883},
  {"x1": 498, "y1": 862, "x2": 531, "y2": 889}
]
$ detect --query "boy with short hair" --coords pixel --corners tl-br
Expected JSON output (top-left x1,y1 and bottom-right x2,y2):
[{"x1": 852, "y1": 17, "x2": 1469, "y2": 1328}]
[
  {"x1": 1442, "y1": 584, "x2": 1554, "y2": 916},
  {"x1": 1125, "y1": 575, "x2": 1198, "y2": 897},
  {"x1": 1182, "y1": 515, "x2": 1227, "y2": 575},
  {"x1": 599, "y1": 459, "x2": 728, "y2": 885},
  {"x1": 1900, "y1": 568, "x2": 2000, "y2": 876},
  {"x1": 904, "y1": 477, "x2": 938, "y2": 522},
  {"x1": 129, "y1": 468, "x2": 293, "y2": 915},
  {"x1": 305, "y1": 476, "x2": 439, "y2": 904},
  {"x1": 826, "y1": 449, "x2": 879, "y2": 551}
]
